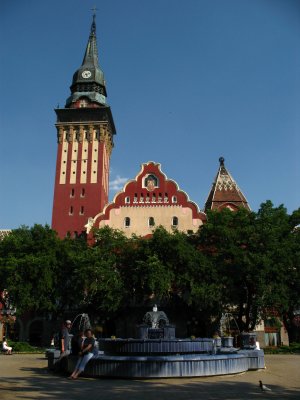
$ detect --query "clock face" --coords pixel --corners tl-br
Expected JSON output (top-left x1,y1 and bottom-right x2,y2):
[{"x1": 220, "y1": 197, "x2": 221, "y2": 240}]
[{"x1": 81, "y1": 70, "x2": 92, "y2": 79}]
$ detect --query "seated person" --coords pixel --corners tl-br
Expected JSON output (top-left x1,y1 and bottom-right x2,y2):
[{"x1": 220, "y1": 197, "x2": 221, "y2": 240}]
[
  {"x1": 68, "y1": 329, "x2": 95, "y2": 379},
  {"x1": 2, "y1": 337, "x2": 12, "y2": 354}
]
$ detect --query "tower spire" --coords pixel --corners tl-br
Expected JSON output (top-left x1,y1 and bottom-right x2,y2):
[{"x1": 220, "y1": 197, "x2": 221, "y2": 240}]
[
  {"x1": 204, "y1": 157, "x2": 250, "y2": 211},
  {"x1": 66, "y1": 13, "x2": 107, "y2": 108},
  {"x1": 82, "y1": 12, "x2": 99, "y2": 68}
]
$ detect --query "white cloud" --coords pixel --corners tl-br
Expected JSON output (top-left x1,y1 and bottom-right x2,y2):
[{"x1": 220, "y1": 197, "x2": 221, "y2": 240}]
[{"x1": 109, "y1": 175, "x2": 128, "y2": 191}]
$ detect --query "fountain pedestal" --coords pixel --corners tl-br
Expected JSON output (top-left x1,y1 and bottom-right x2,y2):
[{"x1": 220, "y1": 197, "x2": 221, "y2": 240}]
[
  {"x1": 239, "y1": 332, "x2": 257, "y2": 349},
  {"x1": 137, "y1": 325, "x2": 175, "y2": 339}
]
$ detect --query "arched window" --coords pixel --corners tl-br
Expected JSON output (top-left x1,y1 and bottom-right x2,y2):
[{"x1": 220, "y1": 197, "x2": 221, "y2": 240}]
[
  {"x1": 125, "y1": 196, "x2": 130, "y2": 204},
  {"x1": 81, "y1": 188, "x2": 85, "y2": 197},
  {"x1": 148, "y1": 217, "x2": 155, "y2": 227},
  {"x1": 65, "y1": 130, "x2": 70, "y2": 142},
  {"x1": 172, "y1": 196, "x2": 177, "y2": 203},
  {"x1": 70, "y1": 188, "x2": 75, "y2": 198},
  {"x1": 172, "y1": 216, "x2": 178, "y2": 226},
  {"x1": 124, "y1": 217, "x2": 131, "y2": 228},
  {"x1": 69, "y1": 206, "x2": 73, "y2": 215}
]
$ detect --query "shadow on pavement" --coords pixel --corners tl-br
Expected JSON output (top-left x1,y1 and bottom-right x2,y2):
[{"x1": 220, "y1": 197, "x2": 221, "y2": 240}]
[{"x1": 0, "y1": 366, "x2": 298, "y2": 400}]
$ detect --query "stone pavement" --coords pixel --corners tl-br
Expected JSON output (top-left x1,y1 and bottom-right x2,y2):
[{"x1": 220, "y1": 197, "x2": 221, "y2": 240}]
[{"x1": 0, "y1": 354, "x2": 299, "y2": 399}]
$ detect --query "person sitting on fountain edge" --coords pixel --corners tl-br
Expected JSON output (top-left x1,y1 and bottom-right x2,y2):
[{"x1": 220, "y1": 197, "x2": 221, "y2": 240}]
[{"x1": 68, "y1": 329, "x2": 95, "y2": 380}]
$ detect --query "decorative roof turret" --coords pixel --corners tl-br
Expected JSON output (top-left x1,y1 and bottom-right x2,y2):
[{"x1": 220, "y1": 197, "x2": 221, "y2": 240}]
[
  {"x1": 204, "y1": 157, "x2": 250, "y2": 211},
  {"x1": 65, "y1": 13, "x2": 107, "y2": 108}
]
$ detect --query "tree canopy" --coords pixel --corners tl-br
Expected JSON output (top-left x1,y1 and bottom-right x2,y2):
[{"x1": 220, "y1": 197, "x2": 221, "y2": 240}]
[{"x1": 0, "y1": 201, "x2": 299, "y2": 340}]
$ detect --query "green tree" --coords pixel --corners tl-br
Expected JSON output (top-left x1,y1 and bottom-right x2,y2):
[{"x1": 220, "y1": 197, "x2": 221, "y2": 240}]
[
  {"x1": 0, "y1": 225, "x2": 89, "y2": 317},
  {"x1": 197, "y1": 202, "x2": 300, "y2": 340},
  {"x1": 75, "y1": 226, "x2": 128, "y2": 313},
  {"x1": 0, "y1": 225, "x2": 62, "y2": 314}
]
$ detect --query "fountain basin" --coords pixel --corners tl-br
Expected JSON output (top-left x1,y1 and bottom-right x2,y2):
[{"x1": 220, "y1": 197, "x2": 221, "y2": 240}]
[{"x1": 65, "y1": 350, "x2": 264, "y2": 378}]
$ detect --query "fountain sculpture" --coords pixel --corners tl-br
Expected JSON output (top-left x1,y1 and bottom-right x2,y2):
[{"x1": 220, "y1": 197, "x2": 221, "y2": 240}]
[{"x1": 61, "y1": 306, "x2": 265, "y2": 378}]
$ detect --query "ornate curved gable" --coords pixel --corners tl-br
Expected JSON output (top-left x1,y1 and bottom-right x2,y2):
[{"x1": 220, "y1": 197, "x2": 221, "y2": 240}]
[{"x1": 92, "y1": 161, "x2": 206, "y2": 237}]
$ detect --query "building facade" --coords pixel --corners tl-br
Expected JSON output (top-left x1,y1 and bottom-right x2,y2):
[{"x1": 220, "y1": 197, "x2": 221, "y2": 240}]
[{"x1": 89, "y1": 161, "x2": 206, "y2": 238}]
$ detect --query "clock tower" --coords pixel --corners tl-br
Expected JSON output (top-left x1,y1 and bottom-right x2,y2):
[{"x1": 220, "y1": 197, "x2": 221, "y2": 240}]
[{"x1": 52, "y1": 14, "x2": 116, "y2": 238}]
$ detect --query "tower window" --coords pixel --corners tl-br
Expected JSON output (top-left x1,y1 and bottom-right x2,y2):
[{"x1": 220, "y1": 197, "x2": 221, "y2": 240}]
[
  {"x1": 69, "y1": 206, "x2": 73, "y2": 215},
  {"x1": 148, "y1": 217, "x2": 155, "y2": 227},
  {"x1": 65, "y1": 131, "x2": 70, "y2": 142},
  {"x1": 124, "y1": 217, "x2": 131, "y2": 228},
  {"x1": 172, "y1": 196, "x2": 177, "y2": 203},
  {"x1": 70, "y1": 188, "x2": 75, "y2": 198},
  {"x1": 80, "y1": 99, "x2": 88, "y2": 108},
  {"x1": 85, "y1": 131, "x2": 91, "y2": 141},
  {"x1": 172, "y1": 216, "x2": 178, "y2": 227},
  {"x1": 125, "y1": 196, "x2": 130, "y2": 204},
  {"x1": 81, "y1": 188, "x2": 85, "y2": 197},
  {"x1": 80, "y1": 206, "x2": 84, "y2": 215},
  {"x1": 164, "y1": 193, "x2": 169, "y2": 202}
]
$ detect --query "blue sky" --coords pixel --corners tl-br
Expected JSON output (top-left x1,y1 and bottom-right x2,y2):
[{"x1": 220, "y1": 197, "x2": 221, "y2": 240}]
[{"x1": 0, "y1": 0, "x2": 299, "y2": 229}]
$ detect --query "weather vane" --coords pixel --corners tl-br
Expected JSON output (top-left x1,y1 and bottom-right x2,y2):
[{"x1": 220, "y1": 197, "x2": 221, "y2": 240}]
[{"x1": 91, "y1": 6, "x2": 98, "y2": 15}]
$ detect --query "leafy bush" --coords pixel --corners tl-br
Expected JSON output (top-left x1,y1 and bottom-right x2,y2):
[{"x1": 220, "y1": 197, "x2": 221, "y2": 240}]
[
  {"x1": 264, "y1": 343, "x2": 300, "y2": 354},
  {"x1": 1, "y1": 341, "x2": 44, "y2": 353}
]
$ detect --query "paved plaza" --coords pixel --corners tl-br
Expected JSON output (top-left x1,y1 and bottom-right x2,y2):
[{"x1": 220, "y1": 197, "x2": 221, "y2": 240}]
[{"x1": 0, "y1": 354, "x2": 299, "y2": 399}]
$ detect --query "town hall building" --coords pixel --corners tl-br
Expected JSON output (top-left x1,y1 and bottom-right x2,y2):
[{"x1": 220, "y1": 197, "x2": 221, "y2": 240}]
[{"x1": 51, "y1": 15, "x2": 249, "y2": 240}]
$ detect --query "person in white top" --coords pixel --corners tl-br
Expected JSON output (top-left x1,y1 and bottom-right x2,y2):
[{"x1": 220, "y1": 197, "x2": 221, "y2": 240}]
[{"x1": 2, "y1": 337, "x2": 12, "y2": 354}]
